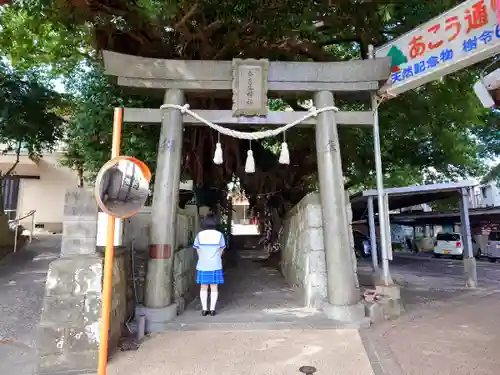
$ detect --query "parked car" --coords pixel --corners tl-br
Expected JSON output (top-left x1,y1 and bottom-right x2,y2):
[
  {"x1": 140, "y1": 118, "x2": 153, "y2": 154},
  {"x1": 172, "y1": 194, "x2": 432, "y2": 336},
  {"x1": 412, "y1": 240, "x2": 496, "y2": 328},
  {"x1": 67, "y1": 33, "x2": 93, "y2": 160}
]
[
  {"x1": 353, "y1": 230, "x2": 371, "y2": 258},
  {"x1": 486, "y1": 231, "x2": 500, "y2": 262},
  {"x1": 433, "y1": 232, "x2": 482, "y2": 259},
  {"x1": 473, "y1": 237, "x2": 483, "y2": 258}
]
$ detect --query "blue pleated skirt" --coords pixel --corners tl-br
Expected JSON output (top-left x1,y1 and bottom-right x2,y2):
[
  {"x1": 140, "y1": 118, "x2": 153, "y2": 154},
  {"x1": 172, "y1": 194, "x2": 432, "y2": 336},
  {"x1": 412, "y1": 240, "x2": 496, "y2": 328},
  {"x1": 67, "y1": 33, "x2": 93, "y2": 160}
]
[{"x1": 196, "y1": 269, "x2": 225, "y2": 284}]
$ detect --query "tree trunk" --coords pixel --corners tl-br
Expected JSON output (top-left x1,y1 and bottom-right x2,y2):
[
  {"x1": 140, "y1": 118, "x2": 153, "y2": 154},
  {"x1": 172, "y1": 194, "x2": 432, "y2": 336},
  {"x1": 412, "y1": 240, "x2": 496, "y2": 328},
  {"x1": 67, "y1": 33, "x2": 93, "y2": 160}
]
[{"x1": 77, "y1": 166, "x2": 84, "y2": 187}]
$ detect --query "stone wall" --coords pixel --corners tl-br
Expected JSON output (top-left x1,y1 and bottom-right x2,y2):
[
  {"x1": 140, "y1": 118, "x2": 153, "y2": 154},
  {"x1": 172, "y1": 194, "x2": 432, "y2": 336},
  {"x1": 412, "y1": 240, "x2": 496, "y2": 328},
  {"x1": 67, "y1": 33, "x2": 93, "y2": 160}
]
[
  {"x1": 37, "y1": 253, "x2": 127, "y2": 374},
  {"x1": 108, "y1": 251, "x2": 130, "y2": 348},
  {"x1": 124, "y1": 207, "x2": 197, "y2": 311},
  {"x1": 36, "y1": 188, "x2": 129, "y2": 375},
  {"x1": 36, "y1": 191, "x2": 198, "y2": 374},
  {"x1": 345, "y1": 191, "x2": 359, "y2": 289},
  {"x1": 281, "y1": 193, "x2": 328, "y2": 308},
  {"x1": 37, "y1": 255, "x2": 102, "y2": 374},
  {"x1": 173, "y1": 246, "x2": 197, "y2": 313}
]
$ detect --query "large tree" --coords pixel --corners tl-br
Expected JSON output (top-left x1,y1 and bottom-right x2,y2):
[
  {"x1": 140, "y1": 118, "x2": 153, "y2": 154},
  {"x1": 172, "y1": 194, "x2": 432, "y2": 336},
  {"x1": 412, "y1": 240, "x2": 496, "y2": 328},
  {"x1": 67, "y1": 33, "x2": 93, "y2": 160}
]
[
  {"x1": 0, "y1": 0, "x2": 497, "y2": 209},
  {"x1": 0, "y1": 61, "x2": 64, "y2": 175},
  {"x1": 0, "y1": 61, "x2": 64, "y2": 215}
]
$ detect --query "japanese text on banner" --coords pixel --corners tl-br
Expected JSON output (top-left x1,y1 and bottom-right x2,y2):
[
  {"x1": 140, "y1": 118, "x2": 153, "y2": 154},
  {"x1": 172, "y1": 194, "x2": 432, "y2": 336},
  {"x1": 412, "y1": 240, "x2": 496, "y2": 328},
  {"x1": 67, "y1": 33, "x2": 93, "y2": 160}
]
[{"x1": 382, "y1": 0, "x2": 500, "y2": 85}]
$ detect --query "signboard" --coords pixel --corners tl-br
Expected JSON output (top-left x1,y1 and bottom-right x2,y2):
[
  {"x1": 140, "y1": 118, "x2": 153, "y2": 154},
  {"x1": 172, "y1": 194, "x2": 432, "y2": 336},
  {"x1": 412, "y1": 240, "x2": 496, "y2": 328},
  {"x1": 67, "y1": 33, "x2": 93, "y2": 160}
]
[
  {"x1": 232, "y1": 58, "x2": 269, "y2": 116},
  {"x1": 376, "y1": 0, "x2": 500, "y2": 98}
]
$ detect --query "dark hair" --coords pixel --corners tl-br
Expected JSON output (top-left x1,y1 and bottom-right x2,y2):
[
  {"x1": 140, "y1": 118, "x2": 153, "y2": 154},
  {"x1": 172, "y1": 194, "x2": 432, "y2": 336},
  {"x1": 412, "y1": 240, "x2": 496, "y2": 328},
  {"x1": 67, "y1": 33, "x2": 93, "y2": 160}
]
[{"x1": 202, "y1": 214, "x2": 217, "y2": 230}]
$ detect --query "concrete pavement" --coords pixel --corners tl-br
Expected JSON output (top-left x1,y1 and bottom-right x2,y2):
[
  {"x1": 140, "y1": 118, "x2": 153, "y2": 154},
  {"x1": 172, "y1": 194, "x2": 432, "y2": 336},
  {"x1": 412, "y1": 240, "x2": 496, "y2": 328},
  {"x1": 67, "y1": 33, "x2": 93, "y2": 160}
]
[
  {"x1": 168, "y1": 250, "x2": 363, "y2": 330},
  {"x1": 97, "y1": 329, "x2": 375, "y2": 375},
  {"x1": 98, "y1": 252, "x2": 500, "y2": 375},
  {"x1": 359, "y1": 253, "x2": 500, "y2": 374},
  {"x1": 359, "y1": 253, "x2": 500, "y2": 309},
  {"x1": 362, "y1": 289, "x2": 500, "y2": 375},
  {"x1": 0, "y1": 235, "x2": 61, "y2": 375},
  {"x1": 99, "y1": 250, "x2": 376, "y2": 375},
  {"x1": 3, "y1": 241, "x2": 500, "y2": 375}
]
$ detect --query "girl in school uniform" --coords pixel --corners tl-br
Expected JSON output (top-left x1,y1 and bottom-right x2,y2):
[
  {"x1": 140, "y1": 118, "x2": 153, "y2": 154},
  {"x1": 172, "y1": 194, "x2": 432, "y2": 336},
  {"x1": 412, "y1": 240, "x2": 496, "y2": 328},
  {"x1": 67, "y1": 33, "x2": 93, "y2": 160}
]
[{"x1": 193, "y1": 214, "x2": 226, "y2": 316}]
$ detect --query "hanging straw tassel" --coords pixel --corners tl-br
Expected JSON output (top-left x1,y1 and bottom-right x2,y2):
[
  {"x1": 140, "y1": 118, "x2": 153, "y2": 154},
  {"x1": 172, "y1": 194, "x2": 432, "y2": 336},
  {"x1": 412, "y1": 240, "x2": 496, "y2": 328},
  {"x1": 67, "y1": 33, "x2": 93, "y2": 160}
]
[
  {"x1": 245, "y1": 141, "x2": 255, "y2": 173},
  {"x1": 279, "y1": 132, "x2": 290, "y2": 165},
  {"x1": 213, "y1": 133, "x2": 223, "y2": 165}
]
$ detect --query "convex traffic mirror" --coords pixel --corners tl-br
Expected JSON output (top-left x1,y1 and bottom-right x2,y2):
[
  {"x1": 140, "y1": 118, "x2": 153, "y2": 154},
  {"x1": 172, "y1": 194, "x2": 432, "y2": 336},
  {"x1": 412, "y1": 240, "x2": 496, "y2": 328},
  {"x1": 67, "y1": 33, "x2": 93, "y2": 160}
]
[{"x1": 95, "y1": 156, "x2": 151, "y2": 218}]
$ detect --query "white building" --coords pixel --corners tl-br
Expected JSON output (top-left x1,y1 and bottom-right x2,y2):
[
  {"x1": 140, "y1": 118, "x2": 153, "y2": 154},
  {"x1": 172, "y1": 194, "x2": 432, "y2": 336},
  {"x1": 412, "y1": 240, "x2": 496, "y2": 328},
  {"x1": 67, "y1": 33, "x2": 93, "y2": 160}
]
[
  {"x1": 0, "y1": 149, "x2": 80, "y2": 233},
  {"x1": 470, "y1": 183, "x2": 500, "y2": 208}
]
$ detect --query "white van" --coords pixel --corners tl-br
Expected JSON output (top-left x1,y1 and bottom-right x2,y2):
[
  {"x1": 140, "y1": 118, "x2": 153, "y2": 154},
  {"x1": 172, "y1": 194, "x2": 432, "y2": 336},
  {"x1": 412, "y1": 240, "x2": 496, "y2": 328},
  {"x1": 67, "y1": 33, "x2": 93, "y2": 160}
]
[
  {"x1": 433, "y1": 232, "x2": 481, "y2": 259},
  {"x1": 486, "y1": 231, "x2": 500, "y2": 262}
]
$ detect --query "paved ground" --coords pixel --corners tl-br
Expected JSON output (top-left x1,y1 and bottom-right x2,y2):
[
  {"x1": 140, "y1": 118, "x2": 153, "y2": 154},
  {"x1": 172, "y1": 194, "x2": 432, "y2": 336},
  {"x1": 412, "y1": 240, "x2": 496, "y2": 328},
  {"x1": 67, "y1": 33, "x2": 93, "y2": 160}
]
[
  {"x1": 103, "y1": 251, "x2": 500, "y2": 375},
  {"x1": 0, "y1": 235, "x2": 61, "y2": 375},
  {"x1": 100, "y1": 329, "x2": 374, "y2": 375},
  {"x1": 359, "y1": 253, "x2": 500, "y2": 375},
  {"x1": 3, "y1": 241, "x2": 500, "y2": 375},
  {"x1": 359, "y1": 253, "x2": 500, "y2": 310},
  {"x1": 169, "y1": 250, "x2": 355, "y2": 330},
  {"x1": 362, "y1": 289, "x2": 500, "y2": 375},
  {"x1": 103, "y1": 250, "x2": 375, "y2": 374}
]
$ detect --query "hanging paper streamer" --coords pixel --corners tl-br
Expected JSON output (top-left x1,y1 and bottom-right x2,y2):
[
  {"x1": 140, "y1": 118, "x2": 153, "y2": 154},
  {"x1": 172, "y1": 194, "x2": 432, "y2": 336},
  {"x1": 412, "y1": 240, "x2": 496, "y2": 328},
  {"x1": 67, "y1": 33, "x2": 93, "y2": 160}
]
[
  {"x1": 278, "y1": 132, "x2": 290, "y2": 165},
  {"x1": 245, "y1": 141, "x2": 255, "y2": 173},
  {"x1": 160, "y1": 103, "x2": 339, "y2": 173},
  {"x1": 213, "y1": 132, "x2": 223, "y2": 164},
  {"x1": 245, "y1": 150, "x2": 255, "y2": 173}
]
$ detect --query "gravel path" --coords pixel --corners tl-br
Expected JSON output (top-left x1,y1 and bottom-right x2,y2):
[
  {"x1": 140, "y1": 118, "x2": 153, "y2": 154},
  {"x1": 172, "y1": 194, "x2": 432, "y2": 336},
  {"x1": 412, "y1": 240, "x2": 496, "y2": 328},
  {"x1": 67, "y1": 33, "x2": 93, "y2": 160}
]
[{"x1": 0, "y1": 235, "x2": 60, "y2": 375}]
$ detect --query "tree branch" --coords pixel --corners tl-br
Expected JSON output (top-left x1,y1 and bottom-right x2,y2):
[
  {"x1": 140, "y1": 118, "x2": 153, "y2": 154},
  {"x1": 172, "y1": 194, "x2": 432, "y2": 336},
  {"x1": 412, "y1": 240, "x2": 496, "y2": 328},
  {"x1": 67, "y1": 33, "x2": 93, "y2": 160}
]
[
  {"x1": 319, "y1": 36, "x2": 361, "y2": 46},
  {"x1": 276, "y1": 38, "x2": 334, "y2": 61},
  {"x1": 174, "y1": 2, "x2": 199, "y2": 30},
  {"x1": 4, "y1": 142, "x2": 22, "y2": 178},
  {"x1": 481, "y1": 163, "x2": 500, "y2": 184}
]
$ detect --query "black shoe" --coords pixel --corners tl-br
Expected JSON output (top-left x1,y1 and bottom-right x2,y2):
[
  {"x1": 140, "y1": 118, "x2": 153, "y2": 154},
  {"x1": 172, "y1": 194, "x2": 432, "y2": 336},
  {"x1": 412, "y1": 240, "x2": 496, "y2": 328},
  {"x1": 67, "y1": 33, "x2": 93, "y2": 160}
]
[
  {"x1": 201, "y1": 310, "x2": 209, "y2": 316},
  {"x1": 209, "y1": 310, "x2": 216, "y2": 316}
]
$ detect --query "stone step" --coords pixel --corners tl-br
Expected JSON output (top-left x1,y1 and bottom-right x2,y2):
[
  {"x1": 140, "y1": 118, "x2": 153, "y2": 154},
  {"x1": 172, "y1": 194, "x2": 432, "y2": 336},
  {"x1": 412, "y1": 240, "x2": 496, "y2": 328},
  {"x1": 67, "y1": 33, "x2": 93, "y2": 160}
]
[
  {"x1": 159, "y1": 318, "x2": 370, "y2": 331},
  {"x1": 229, "y1": 234, "x2": 261, "y2": 250}
]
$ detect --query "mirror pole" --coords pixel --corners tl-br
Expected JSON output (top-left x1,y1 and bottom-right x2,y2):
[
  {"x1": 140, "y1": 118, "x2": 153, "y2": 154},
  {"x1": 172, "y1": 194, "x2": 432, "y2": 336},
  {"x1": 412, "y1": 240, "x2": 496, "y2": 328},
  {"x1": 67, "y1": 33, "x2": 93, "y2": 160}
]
[
  {"x1": 98, "y1": 107, "x2": 123, "y2": 375},
  {"x1": 111, "y1": 108, "x2": 123, "y2": 158}
]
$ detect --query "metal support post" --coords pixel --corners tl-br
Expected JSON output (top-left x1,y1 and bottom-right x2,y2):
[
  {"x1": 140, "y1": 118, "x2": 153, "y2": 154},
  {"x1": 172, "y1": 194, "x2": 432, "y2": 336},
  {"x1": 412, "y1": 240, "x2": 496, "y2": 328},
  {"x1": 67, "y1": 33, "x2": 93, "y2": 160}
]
[
  {"x1": 371, "y1": 94, "x2": 393, "y2": 286},
  {"x1": 314, "y1": 91, "x2": 364, "y2": 322},
  {"x1": 459, "y1": 187, "x2": 477, "y2": 288},
  {"x1": 383, "y1": 192, "x2": 393, "y2": 261},
  {"x1": 143, "y1": 89, "x2": 184, "y2": 329},
  {"x1": 367, "y1": 196, "x2": 379, "y2": 271}
]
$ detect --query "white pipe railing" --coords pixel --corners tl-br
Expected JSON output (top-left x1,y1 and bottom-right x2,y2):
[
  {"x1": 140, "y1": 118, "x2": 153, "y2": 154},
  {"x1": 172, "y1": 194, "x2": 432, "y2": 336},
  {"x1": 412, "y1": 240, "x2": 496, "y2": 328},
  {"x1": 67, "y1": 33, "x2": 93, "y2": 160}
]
[{"x1": 7, "y1": 209, "x2": 36, "y2": 253}]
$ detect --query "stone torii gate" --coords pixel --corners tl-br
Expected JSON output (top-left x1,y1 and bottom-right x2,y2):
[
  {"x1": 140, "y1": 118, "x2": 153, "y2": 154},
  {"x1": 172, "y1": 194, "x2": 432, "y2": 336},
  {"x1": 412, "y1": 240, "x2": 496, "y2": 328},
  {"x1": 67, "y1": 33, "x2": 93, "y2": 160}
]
[{"x1": 102, "y1": 50, "x2": 391, "y2": 329}]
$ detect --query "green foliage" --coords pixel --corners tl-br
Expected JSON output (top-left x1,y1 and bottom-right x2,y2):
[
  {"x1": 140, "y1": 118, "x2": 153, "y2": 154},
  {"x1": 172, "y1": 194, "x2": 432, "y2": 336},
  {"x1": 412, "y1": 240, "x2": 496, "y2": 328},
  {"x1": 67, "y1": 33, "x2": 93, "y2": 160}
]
[
  {"x1": 430, "y1": 196, "x2": 460, "y2": 212},
  {"x1": 0, "y1": 5, "x2": 93, "y2": 74},
  {"x1": 379, "y1": 71, "x2": 490, "y2": 184},
  {"x1": 60, "y1": 64, "x2": 161, "y2": 183},
  {"x1": 0, "y1": 59, "x2": 64, "y2": 213},
  {"x1": 1, "y1": 0, "x2": 499, "y2": 193},
  {"x1": 481, "y1": 165, "x2": 500, "y2": 184},
  {"x1": 0, "y1": 61, "x2": 64, "y2": 168},
  {"x1": 476, "y1": 112, "x2": 500, "y2": 184}
]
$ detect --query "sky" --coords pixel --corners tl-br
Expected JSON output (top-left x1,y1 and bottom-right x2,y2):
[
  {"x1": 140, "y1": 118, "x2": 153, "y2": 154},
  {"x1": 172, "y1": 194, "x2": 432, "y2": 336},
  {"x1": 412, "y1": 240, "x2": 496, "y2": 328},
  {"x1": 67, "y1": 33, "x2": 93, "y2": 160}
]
[{"x1": 52, "y1": 79, "x2": 66, "y2": 93}]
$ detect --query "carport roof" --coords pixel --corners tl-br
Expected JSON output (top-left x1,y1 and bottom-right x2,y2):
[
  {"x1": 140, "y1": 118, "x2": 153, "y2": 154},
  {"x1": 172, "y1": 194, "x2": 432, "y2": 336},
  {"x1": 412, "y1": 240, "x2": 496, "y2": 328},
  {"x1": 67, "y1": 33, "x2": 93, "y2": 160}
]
[
  {"x1": 350, "y1": 180, "x2": 477, "y2": 221},
  {"x1": 388, "y1": 207, "x2": 500, "y2": 226}
]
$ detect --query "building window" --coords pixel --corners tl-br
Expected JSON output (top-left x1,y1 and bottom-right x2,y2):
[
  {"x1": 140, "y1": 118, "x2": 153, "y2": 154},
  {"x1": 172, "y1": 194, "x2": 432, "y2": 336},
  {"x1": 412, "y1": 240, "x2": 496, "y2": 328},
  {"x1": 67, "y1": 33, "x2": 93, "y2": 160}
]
[{"x1": 481, "y1": 187, "x2": 487, "y2": 199}]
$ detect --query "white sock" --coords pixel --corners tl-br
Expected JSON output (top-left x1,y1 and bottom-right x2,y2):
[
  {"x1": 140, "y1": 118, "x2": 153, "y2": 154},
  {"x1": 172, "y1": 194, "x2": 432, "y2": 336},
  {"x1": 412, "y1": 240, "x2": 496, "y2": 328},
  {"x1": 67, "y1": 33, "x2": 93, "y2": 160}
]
[
  {"x1": 210, "y1": 291, "x2": 218, "y2": 311},
  {"x1": 200, "y1": 290, "x2": 208, "y2": 311}
]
